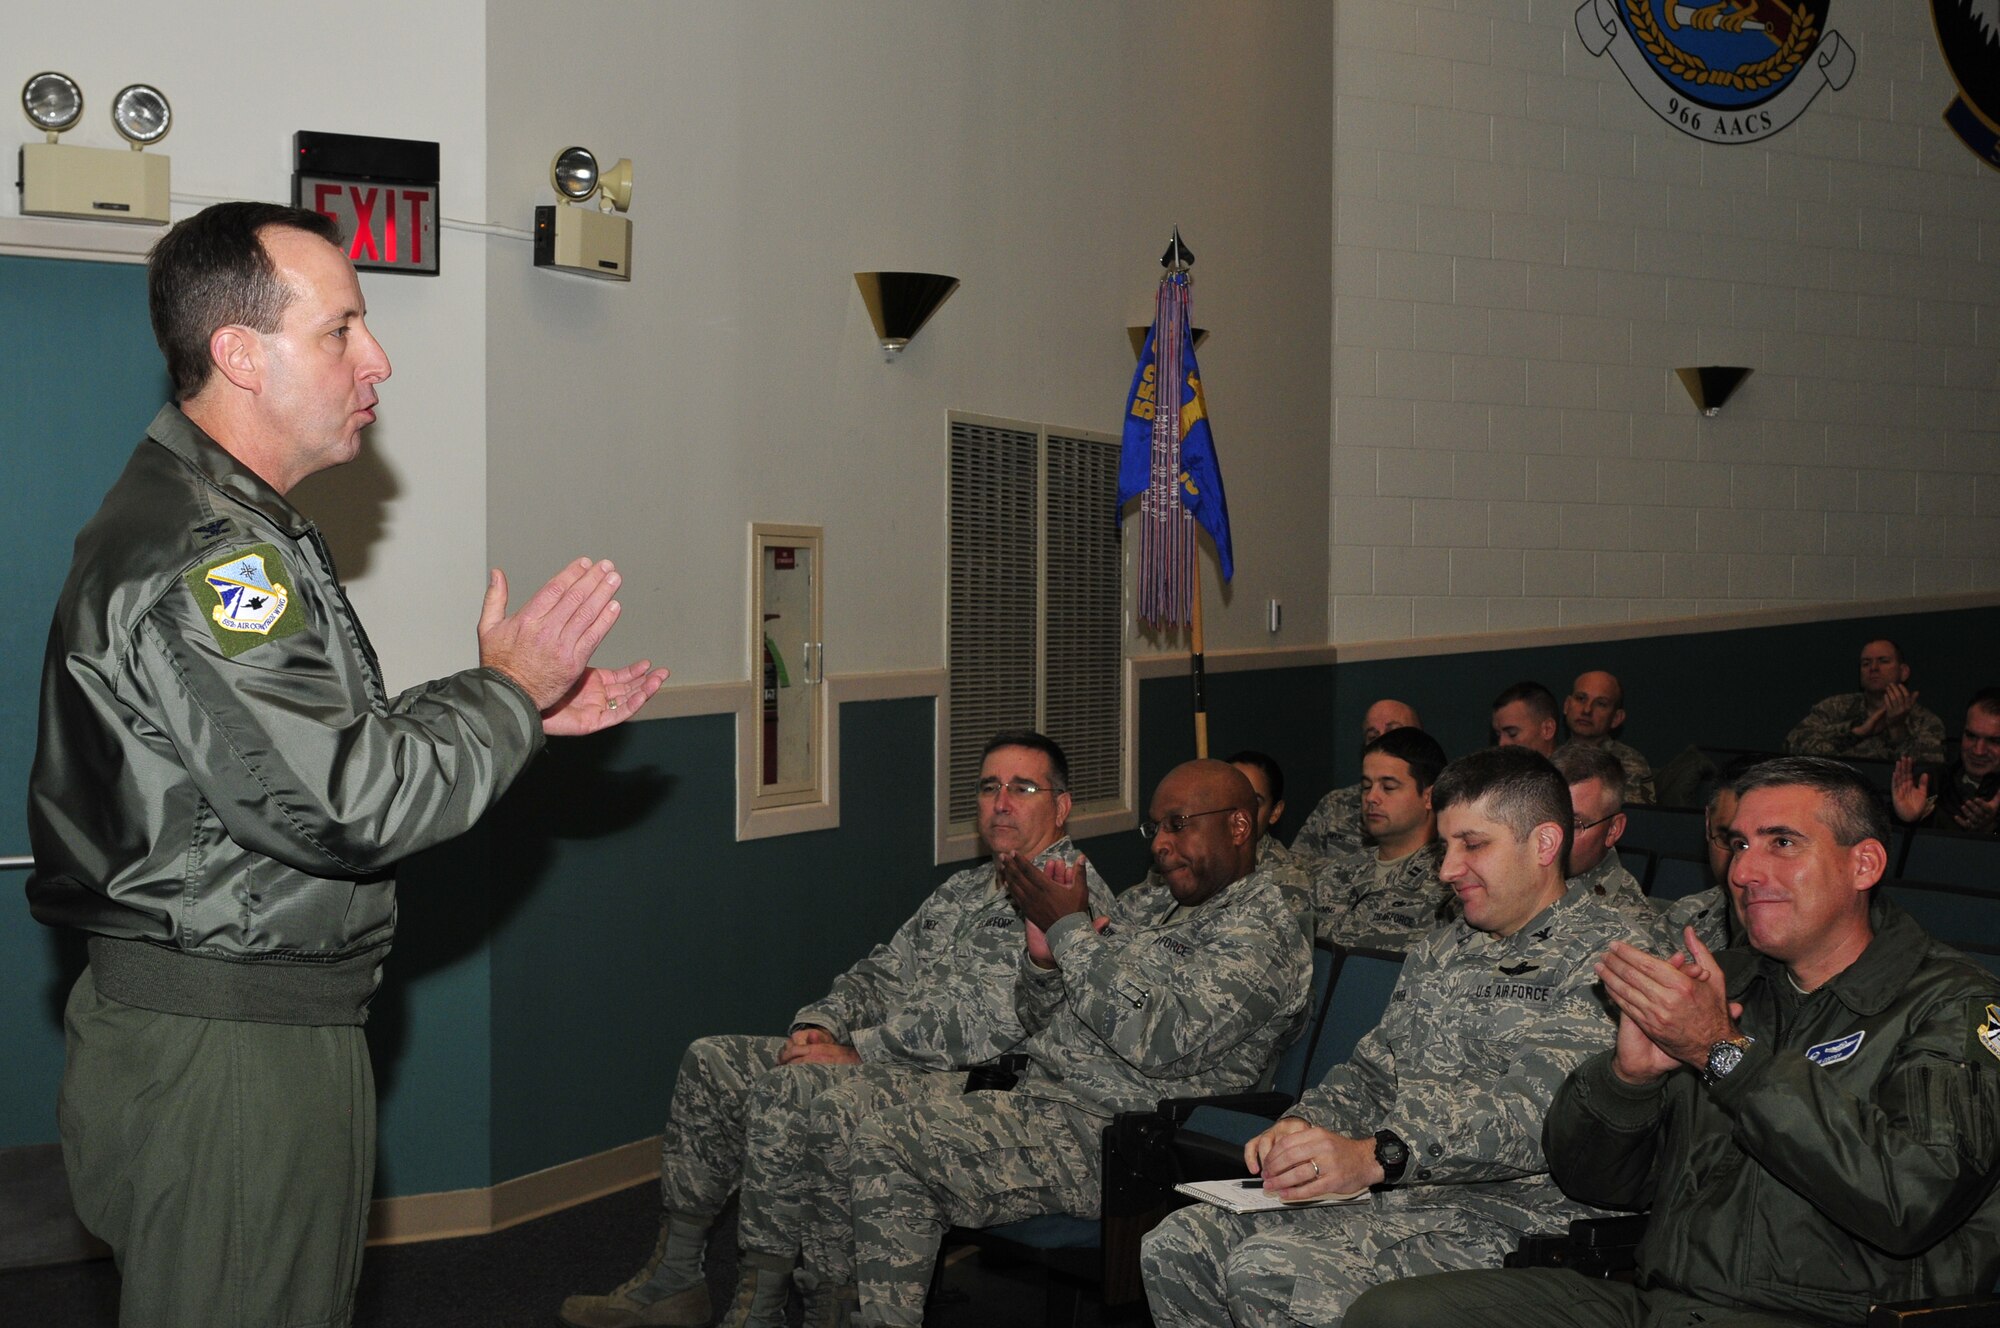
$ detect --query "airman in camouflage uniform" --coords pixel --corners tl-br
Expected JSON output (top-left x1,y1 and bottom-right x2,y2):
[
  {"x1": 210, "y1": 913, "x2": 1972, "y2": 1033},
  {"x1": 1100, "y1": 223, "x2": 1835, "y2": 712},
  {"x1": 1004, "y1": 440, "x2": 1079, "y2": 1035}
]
[
  {"x1": 1295, "y1": 780, "x2": 1366, "y2": 858},
  {"x1": 1313, "y1": 840, "x2": 1449, "y2": 951},
  {"x1": 1314, "y1": 727, "x2": 1454, "y2": 952},
  {"x1": 1227, "y1": 751, "x2": 1321, "y2": 931},
  {"x1": 1559, "y1": 672, "x2": 1655, "y2": 804},
  {"x1": 558, "y1": 734, "x2": 1109, "y2": 1328},
  {"x1": 1554, "y1": 744, "x2": 1655, "y2": 935},
  {"x1": 1257, "y1": 830, "x2": 1314, "y2": 874},
  {"x1": 1569, "y1": 847, "x2": 1653, "y2": 931},
  {"x1": 1787, "y1": 691, "x2": 1947, "y2": 763},
  {"x1": 1594, "y1": 738, "x2": 1655, "y2": 804},
  {"x1": 1784, "y1": 638, "x2": 1947, "y2": 764},
  {"x1": 1295, "y1": 700, "x2": 1426, "y2": 859},
  {"x1": 1663, "y1": 884, "x2": 1731, "y2": 953},
  {"x1": 1142, "y1": 747, "x2": 1674, "y2": 1328},
  {"x1": 838, "y1": 761, "x2": 1313, "y2": 1328},
  {"x1": 1228, "y1": 749, "x2": 1321, "y2": 878}
]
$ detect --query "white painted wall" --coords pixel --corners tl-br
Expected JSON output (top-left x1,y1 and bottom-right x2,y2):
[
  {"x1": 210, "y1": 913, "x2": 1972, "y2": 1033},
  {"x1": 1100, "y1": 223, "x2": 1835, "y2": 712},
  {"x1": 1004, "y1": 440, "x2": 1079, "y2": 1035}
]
[
  {"x1": 1329, "y1": 0, "x2": 2000, "y2": 642},
  {"x1": 3, "y1": 0, "x2": 489, "y2": 690},
  {"x1": 28, "y1": 1, "x2": 1989, "y2": 684},
  {"x1": 483, "y1": 0, "x2": 1333, "y2": 686}
]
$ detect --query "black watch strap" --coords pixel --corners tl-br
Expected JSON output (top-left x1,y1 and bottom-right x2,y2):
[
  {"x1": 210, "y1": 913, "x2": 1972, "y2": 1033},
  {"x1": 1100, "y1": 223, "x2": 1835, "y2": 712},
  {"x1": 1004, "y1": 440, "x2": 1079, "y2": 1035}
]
[{"x1": 1373, "y1": 1129, "x2": 1409, "y2": 1184}]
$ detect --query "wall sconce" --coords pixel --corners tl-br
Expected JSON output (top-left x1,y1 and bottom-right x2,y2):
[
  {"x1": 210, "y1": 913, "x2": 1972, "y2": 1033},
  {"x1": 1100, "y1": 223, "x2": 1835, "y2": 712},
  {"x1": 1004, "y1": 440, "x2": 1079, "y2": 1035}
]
[
  {"x1": 854, "y1": 271, "x2": 959, "y2": 360},
  {"x1": 1128, "y1": 325, "x2": 1209, "y2": 358},
  {"x1": 1676, "y1": 365, "x2": 1752, "y2": 416},
  {"x1": 532, "y1": 146, "x2": 633, "y2": 281},
  {"x1": 18, "y1": 71, "x2": 172, "y2": 224}
]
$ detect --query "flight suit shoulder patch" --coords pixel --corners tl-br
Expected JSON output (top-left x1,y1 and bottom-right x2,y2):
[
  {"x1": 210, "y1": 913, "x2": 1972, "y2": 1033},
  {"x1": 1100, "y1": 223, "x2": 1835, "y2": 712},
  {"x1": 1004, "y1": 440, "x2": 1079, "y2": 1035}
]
[
  {"x1": 1974, "y1": 1002, "x2": 2000, "y2": 1067},
  {"x1": 183, "y1": 543, "x2": 305, "y2": 658}
]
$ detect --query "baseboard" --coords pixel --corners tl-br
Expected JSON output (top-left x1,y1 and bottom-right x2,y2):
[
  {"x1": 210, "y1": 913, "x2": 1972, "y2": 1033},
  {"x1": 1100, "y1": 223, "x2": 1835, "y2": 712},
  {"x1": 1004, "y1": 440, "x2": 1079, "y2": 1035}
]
[
  {"x1": 2, "y1": 1135, "x2": 661, "y2": 1266},
  {"x1": 366, "y1": 1135, "x2": 661, "y2": 1246}
]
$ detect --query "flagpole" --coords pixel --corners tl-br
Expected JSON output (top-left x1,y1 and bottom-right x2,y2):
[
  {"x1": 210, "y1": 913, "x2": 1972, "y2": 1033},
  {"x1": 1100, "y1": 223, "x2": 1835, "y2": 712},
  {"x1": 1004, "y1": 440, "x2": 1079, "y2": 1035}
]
[
  {"x1": 1191, "y1": 564, "x2": 1208, "y2": 758},
  {"x1": 1120, "y1": 226, "x2": 1231, "y2": 763}
]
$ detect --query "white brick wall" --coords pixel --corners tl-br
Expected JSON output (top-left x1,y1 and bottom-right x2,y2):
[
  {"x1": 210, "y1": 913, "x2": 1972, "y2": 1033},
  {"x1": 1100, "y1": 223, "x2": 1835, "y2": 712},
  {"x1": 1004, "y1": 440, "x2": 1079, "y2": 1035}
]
[{"x1": 1330, "y1": 0, "x2": 2000, "y2": 640}]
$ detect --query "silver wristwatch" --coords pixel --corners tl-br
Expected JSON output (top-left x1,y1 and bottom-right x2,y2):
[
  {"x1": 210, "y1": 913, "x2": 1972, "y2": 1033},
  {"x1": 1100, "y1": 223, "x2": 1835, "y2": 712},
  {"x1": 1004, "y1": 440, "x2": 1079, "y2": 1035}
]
[{"x1": 1703, "y1": 1035, "x2": 1756, "y2": 1084}]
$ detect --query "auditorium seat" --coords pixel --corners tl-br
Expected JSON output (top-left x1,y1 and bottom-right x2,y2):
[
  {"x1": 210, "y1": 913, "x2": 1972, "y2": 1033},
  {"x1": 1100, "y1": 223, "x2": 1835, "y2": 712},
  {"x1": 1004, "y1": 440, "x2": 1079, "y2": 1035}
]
[{"x1": 1900, "y1": 832, "x2": 2000, "y2": 894}]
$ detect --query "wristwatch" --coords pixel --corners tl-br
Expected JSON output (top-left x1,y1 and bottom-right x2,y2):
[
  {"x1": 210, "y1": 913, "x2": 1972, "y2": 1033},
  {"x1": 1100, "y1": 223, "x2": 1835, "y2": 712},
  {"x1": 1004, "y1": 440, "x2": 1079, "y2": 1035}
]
[
  {"x1": 1373, "y1": 1129, "x2": 1409, "y2": 1184},
  {"x1": 1703, "y1": 1035, "x2": 1756, "y2": 1085}
]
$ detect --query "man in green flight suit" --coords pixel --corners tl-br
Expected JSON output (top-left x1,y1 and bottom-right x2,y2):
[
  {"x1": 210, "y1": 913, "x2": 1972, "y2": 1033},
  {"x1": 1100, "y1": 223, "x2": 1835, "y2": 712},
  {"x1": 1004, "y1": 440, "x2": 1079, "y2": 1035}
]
[
  {"x1": 29, "y1": 201, "x2": 667, "y2": 1328},
  {"x1": 1348, "y1": 756, "x2": 2000, "y2": 1328}
]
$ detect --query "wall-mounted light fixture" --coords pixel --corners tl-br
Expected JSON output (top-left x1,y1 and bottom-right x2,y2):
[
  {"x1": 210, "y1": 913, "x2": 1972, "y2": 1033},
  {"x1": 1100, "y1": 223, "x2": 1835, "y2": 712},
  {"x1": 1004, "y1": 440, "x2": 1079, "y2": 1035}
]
[
  {"x1": 532, "y1": 146, "x2": 633, "y2": 281},
  {"x1": 1128, "y1": 325, "x2": 1209, "y2": 358},
  {"x1": 18, "y1": 71, "x2": 172, "y2": 224},
  {"x1": 1676, "y1": 365, "x2": 1752, "y2": 416},
  {"x1": 854, "y1": 271, "x2": 959, "y2": 360}
]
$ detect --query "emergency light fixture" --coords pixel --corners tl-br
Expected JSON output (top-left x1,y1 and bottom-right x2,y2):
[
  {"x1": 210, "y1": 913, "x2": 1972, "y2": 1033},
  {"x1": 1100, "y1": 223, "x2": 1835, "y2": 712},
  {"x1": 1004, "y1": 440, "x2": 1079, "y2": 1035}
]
[
  {"x1": 534, "y1": 145, "x2": 633, "y2": 282},
  {"x1": 17, "y1": 72, "x2": 172, "y2": 225}
]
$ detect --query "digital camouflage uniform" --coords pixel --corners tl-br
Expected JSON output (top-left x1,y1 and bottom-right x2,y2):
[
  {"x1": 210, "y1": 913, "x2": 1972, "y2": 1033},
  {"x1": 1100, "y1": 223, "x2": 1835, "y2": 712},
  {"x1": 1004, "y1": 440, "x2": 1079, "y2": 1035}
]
[
  {"x1": 654, "y1": 840, "x2": 1113, "y2": 1259},
  {"x1": 1140, "y1": 879, "x2": 1673, "y2": 1328},
  {"x1": 1592, "y1": 737, "x2": 1655, "y2": 805},
  {"x1": 1257, "y1": 832, "x2": 1319, "y2": 876},
  {"x1": 1294, "y1": 781, "x2": 1367, "y2": 858},
  {"x1": 1312, "y1": 840, "x2": 1449, "y2": 952},
  {"x1": 1785, "y1": 692, "x2": 1947, "y2": 764},
  {"x1": 1254, "y1": 838, "x2": 1320, "y2": 942},
  {"x1": 1662, "y1": 884, "x2": 1732, "y2": 954},
  {"x1": 1568, "y1": 847, "x2": 1657, "y2": 937},
  {"x1": 842, "y1": 863, "x2": 1312, "y2": 1327},
  {"x1": 1344, "y1": 897, "x2": 2000, "y2": 1328}
]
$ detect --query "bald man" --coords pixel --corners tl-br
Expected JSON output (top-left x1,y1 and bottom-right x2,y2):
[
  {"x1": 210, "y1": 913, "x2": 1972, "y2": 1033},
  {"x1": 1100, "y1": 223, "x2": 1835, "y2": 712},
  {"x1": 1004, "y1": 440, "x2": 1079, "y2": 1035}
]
[
  {"x1": 1296, "y1": 700, "x2": 1423, "y2": 858},
  {"x1": 828, "y1": 760, "x2": 1313, "y2": 1327},
  {"x1": 1561, "y1": 671, "x2": 1655, "y2": 805}
]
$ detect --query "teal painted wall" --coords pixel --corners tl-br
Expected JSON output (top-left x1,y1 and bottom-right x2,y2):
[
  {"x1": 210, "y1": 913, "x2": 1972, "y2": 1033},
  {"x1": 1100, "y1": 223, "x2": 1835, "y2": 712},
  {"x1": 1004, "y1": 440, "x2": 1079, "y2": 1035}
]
[
  {"x1": 1, "y1": 257, "x2": 168, "y2": 1148},
  {"x1": 1325, "y1": 607, "x2": 2000, "y2": 792},
  {"x1": 4, "y1": 251, "x2": 1996, "y2": 1198},
  {"x1": 479, "y1": 704, "x2": 951, "y2": 1180}
]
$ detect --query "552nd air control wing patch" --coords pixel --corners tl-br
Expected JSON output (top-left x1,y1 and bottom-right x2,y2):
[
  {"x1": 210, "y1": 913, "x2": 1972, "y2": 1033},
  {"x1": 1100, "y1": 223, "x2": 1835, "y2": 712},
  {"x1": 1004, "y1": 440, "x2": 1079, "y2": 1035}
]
[{"x1": 183, "y1": 544, "x2": 305, "y2": 658}]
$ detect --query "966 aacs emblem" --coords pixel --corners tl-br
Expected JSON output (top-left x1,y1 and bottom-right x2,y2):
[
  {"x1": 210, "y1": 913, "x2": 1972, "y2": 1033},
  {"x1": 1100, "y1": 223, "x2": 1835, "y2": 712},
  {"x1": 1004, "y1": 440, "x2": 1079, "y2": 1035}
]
[{"x1": 1576, "y1": 0, "x2": 1855, "y2": 143}]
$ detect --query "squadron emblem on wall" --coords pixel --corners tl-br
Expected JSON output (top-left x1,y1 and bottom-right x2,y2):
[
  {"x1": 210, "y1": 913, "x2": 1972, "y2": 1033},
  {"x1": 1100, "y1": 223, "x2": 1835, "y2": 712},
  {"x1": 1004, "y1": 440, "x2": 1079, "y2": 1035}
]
[
  {"x1": 1932, "y1": 0, "x2": 2000, "y2": 169},
  {"x1": 1575, "y1": 0, "x2": 1854, "y2": 143}
]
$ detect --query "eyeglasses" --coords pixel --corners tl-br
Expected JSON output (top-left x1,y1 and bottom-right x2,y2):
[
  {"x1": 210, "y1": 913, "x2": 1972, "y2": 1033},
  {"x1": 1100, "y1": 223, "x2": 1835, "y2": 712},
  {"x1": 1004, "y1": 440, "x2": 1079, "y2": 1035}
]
[
  {"x1": 1139, "y1": 808, "x2": 1234, "y2": 840},
  {"x1": 1572, "y1": 811, "x2": 1618, "y2": 833},
  {"x1": 976, "y1": 777, "x2": 1064, "y2": 799}
]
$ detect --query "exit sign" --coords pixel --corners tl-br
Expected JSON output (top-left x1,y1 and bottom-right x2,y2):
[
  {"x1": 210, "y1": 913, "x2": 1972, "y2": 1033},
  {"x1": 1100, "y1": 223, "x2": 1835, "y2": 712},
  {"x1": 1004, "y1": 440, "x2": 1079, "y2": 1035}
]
[
  {"x1": 301, "y1": 177, "x2": 437, "y2": 273},
  {"x1": 292, "y1": 131, "x2": 441, "y2": 276}
]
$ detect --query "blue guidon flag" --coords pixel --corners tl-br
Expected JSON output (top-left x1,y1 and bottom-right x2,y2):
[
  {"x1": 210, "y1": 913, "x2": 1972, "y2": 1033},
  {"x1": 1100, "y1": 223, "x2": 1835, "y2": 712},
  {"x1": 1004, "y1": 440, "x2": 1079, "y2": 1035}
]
[
  {"x1": 1119, "y1": 248, "x2": 1233, "y2": 629},
  {"x1": 1932, "y1": 0, "x2": 2000, "y2": 169},
  {"x1": 1575, "y1": 0, "x2": 1853, "y2": 144}
]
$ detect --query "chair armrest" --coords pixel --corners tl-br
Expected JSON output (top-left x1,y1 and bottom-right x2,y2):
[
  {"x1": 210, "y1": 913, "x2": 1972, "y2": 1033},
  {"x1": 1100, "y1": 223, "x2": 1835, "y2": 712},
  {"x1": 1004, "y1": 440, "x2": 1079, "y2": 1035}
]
[
  {"x1": 1867, "y1": 1295, "x2": 2000, "y2": 1327},
  {"x1": 1154, "y1": 1091, "x2": 1296, "y2": 1124}
]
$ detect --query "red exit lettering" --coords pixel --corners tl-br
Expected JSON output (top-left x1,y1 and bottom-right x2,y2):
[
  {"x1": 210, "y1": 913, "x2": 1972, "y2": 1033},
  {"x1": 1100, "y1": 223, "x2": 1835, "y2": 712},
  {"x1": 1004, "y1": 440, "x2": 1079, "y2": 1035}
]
[{"x1": 305, "y1": 177, "x2": 437, "y2": 273}]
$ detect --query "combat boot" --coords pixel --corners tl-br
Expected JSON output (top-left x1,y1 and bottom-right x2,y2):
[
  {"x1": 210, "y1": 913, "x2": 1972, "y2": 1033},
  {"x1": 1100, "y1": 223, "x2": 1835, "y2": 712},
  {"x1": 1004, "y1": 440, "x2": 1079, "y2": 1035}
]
[
  {"x1": 716, "y1": 1249, "x2": 793, "y2": 1328},
  {"x1": 558, "y1": 1213, "x2": 713, "y2": 1328}
]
